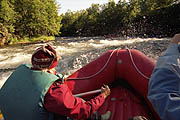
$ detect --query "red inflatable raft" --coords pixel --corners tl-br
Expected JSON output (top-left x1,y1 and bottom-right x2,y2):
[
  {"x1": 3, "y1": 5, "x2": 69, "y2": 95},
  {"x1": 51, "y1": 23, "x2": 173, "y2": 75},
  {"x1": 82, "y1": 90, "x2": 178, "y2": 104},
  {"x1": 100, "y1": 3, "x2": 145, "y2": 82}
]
[{"x1": 66, "y1": 49, "x2": 160, "y2": 120}]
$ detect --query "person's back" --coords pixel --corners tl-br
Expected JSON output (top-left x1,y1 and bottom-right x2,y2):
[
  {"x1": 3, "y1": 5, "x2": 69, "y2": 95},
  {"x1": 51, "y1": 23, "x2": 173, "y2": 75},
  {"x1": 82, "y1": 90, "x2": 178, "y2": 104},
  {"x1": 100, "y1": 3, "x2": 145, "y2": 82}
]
[{"x1": 0, "y1": 64, "x2": 60, "y2": 120}]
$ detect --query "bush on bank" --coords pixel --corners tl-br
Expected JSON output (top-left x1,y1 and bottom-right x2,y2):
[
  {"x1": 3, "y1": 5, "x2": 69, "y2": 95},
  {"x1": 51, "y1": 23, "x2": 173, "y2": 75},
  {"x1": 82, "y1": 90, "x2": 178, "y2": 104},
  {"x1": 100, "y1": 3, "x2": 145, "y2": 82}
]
[
  {"x1": 60, "y1": 1, "x2": 180, "y2": 38},
  {"x1": 1, "y1": 0, "x2": 180, "y2": 46},
  {"x1": 0, "y1": 0, "x2": 61, "y2": 46},
  {"x1": 130, "y1": 3, "x2": 180, "y2": 37}
]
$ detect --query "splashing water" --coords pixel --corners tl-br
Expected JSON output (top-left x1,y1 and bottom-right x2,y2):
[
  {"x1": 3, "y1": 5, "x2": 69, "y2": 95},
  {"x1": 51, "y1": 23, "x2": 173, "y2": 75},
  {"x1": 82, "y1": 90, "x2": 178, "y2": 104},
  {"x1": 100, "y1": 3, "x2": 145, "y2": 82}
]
[{"x1": 0, "y1": 37, "x2": 170, "y2": 88}]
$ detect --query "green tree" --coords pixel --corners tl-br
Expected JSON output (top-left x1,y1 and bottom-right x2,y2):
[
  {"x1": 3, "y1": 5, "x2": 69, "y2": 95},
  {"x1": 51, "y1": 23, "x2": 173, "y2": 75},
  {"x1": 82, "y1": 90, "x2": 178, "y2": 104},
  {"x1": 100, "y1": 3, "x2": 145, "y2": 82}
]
[
  {"x1": 0, "y1": 0, "x2": 16, "y2": 44},
  {"x1": 42, "y1": 0, "x2": 62, "y2": 35},
  {"x1": 0, "y1": 0, "x2": 16, "y2": 33},
  {"x1": 60, "y1": 0, "x2": 180, "y2": 37},
  {"x1": 138, "y1": 0, "x2": 179, "y2": 14},
  {"x1": 60, "y1": 10, "x2": 80, "y2": 36},
  {"x1": 153, "y1": 0, "x2": 179, "y2": 8},
  {"x1": 12, "y1": 0, "x2": 61, "y2": 37},
  {"x1": 80, "y1": 4, "x2": 100, "y2": 36},
  {"x1": 97, "y1": 0, "x2": 117, "y2": 34},
  {"x1": 73, "y1": 10, "x2": 88, "y2": 36}
]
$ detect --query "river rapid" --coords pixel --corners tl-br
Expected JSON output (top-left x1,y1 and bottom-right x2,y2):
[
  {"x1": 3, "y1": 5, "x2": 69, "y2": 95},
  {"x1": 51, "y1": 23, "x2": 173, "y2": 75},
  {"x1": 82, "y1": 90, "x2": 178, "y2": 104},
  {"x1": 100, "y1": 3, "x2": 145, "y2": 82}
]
[{"x1": 0, "y1": 36, "x2": 170, "y2": 89}]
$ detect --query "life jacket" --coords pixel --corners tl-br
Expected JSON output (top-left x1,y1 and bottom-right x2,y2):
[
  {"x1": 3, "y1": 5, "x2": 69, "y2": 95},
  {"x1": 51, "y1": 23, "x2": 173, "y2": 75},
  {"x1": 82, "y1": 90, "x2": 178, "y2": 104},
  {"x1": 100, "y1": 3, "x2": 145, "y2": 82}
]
[{"x1": 0, "y1": 64, "x2": 61, "y2": 120}]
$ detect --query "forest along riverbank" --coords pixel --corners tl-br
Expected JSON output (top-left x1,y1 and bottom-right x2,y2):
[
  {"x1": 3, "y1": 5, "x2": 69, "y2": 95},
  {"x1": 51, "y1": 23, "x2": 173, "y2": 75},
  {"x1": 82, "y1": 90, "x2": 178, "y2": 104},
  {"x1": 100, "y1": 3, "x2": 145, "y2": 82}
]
[{"x1": 0, "y1": 36, "x2": 170, "y2": 88}]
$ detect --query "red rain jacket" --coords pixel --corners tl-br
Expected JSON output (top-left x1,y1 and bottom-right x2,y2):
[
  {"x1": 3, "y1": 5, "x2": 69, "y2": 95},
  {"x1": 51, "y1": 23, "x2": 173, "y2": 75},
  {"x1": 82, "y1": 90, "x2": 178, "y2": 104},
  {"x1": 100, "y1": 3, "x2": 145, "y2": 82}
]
[{"x1": 44, "y1": 81, "x2": 105, "y2": 120}]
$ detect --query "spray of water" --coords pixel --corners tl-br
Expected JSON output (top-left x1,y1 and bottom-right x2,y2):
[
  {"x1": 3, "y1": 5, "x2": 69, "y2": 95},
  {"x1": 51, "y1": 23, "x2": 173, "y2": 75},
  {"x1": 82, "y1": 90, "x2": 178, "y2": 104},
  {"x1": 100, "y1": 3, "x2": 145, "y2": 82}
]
[{"x1": 0, "y1": 37, "x2": 170, "y2": 88}]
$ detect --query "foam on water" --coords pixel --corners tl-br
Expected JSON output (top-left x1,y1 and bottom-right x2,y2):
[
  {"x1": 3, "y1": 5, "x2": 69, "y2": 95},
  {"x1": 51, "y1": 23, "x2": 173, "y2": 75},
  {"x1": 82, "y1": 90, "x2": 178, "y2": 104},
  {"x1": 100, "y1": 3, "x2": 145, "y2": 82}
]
[
  {"x1": 0, "y1": 53, "x2": 31, "y2": 68},
  {"x1": 0, "y1": 37, "x2": 169, "y2": 89}
]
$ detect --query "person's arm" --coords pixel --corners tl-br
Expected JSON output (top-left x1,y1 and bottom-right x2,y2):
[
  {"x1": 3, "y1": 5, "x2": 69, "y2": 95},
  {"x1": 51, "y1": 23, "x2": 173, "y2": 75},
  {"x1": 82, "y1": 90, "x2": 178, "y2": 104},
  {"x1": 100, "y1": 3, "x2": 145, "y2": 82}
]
[
  {"x1": 44, "y1": 82, "x2": 110, "y2": 120},
  {"x1": 148, "y1": 34, "x2": 180, "y2": 120}
]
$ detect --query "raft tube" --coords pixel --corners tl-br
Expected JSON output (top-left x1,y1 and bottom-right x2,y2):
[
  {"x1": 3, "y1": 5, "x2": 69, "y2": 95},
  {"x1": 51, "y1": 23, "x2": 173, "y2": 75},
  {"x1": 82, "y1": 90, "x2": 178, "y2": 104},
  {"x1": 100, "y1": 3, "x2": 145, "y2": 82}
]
[{"x1": 66, "y1": 49, "x2": 160, "y2": 120}]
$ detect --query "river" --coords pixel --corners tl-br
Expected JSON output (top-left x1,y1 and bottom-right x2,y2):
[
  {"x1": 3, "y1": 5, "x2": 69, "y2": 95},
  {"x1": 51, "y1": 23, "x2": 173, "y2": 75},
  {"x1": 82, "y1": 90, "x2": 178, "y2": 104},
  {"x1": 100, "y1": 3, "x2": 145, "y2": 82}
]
[{"x1": 0, "y1": 36, "x2": 169, "y2": 89}]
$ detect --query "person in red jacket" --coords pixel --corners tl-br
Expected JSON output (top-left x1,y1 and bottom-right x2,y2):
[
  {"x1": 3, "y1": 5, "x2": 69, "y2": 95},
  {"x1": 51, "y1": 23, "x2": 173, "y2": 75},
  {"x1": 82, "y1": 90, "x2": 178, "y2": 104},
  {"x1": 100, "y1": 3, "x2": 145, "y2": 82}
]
[{"x1": 32, "y1": 44, "x2": 111, "y2": 120}]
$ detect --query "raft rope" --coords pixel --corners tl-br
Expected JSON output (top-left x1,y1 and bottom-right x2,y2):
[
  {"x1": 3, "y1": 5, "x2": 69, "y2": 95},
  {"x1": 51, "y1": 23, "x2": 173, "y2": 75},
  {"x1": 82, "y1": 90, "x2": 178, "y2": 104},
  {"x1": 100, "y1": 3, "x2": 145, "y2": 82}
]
[
  {"x1": 126, "y1": 49, "x2": 150, "y2": 80},
  {"x1": 67, "y1": 49, "x2": 117, "y2": 80},
  {"x1": 67, "y1": 48, "x2": 150, "y2": 80}
]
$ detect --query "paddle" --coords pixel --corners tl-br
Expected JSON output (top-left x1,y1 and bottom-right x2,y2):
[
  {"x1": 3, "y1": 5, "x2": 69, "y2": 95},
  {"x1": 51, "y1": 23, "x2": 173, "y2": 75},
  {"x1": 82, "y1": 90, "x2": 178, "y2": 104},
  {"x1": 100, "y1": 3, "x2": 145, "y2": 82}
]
[
  {"x1": 73, "y1": 81, "x2": 121, "y2": 97},
  {"x1": 73, "y1": 79, "x2": 138, "y2": 97},
  {"x1": 73, "y1": 83, "x2": 112, "y2": 97},
  {"x1": 74, "y1": 89, "x2": 101, "y2": 97}
]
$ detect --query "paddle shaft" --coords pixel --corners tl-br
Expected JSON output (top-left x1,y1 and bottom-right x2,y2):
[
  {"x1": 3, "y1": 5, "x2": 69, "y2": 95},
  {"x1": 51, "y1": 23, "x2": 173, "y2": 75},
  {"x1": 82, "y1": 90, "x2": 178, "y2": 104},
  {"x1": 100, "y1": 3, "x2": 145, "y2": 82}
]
[{"x1": 74, "y1": 89, "x2": 101, "y2": 97}]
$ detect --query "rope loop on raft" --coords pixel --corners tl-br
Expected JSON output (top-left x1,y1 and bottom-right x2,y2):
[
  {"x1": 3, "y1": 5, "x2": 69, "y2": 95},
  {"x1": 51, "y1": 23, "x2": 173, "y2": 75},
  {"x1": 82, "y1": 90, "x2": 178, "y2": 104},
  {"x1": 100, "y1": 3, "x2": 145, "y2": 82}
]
[
  {"x1": 126, "y1": 49, "x2": 150, "y2": 80},
  {"x1": 67, "y1": 48, "x2": 150, "y2": 80},
  {"x1": 67, "y1": 49, "x2": 117, "y2": 80}
]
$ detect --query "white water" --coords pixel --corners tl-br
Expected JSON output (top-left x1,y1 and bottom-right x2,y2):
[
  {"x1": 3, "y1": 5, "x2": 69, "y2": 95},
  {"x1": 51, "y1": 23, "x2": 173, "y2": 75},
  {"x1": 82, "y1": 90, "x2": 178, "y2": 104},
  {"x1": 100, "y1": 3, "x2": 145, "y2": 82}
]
[{"x1": 0, "y1": 37, "x2": 169, "y2": 88}]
